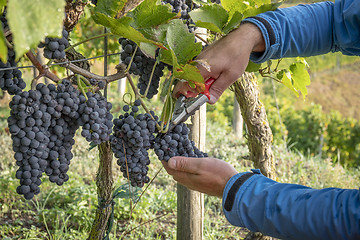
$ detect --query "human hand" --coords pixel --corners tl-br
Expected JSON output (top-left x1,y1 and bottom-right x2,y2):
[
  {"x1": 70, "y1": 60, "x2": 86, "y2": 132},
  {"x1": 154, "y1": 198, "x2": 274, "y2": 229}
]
[
  {"x1": 173, "y1": 23, "x2": 265, "y2": 104},
  {"x1": 162, "y1": 156, "x2": 238, "y2": 197}
]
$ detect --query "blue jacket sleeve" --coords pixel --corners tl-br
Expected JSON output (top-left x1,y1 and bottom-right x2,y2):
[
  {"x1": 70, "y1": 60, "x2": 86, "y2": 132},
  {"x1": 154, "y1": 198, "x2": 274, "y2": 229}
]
[
  {"x1": 222, "y1": 169, "x2": 360, "y2": 240},
  {"x1": 242, "y1": 0, "x2": 360, "y2": 63}
]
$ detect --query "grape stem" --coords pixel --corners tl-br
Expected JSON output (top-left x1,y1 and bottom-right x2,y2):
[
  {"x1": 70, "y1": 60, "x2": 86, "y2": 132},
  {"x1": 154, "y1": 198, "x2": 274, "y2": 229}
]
[
  {"x1": 26, "y1": 51, "x2": 61, "y2": 82},
  {"x1": 125, "y1": 73, "x2": 161, "y2": 130},
  {"x1": 125, "y1": 45, "x2": 138, "y2": 73},
  {"x1": 78, "y1": 74, "x2": 91, "y2": 86},
  {"x1": 141, "y1": 58, "x2": 157, "y2": 98},
  {"x1": 77, "y1": 75, "x2": 89, "y2": 101},
  {"x1": 195, "y1": 33, "x2": 209, "y2": 45}
]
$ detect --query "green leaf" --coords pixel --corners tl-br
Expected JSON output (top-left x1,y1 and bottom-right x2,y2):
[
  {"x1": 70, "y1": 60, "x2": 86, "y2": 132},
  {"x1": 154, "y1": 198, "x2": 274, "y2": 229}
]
[
  {"x1": 160, "y1": 74, "x2": 173, "y2": 98},
  {"x1": 221, "y1": 0, "x2": 248, "y2": 18},
  {"x1": 189, "y1": 4, "x2": 229, "y2": 33},
  {"x1": 166, "y1": 19, "x2": 202, "y2": 65},
  {"x1": 245, "y1": 61, "x2": 261, "y2": 72},
  {"x1": 222, "y1": 11, "x2": 243, "y2": 35},
  {"x1": 113, "y1": 184, "x2": 141, "y2": 202},
  {"x1": 278, "y1": 69, "x2": 299, "y2": 97},
  {"x1": 128, "y1": 0, "x2": 176, "y2": 29},
  {"x1": 0, "y1": 27, "x2": 7, "y2": 63},
  {"x1": 249, "y1": 0, "x2": 272, "y2": 6},
  {"x1": 290, "y1": 62, "x2": 311, "y2": 100},
  {"x1": 93, "y1": 13, "x2": 162, "y2": 47},
  {"x1": 139, "y1": 42, "x2": 157, "y2": 58},
  {"x1": 174, "y1": 64, "x2": 204, "y2": 84},
  {"x1": 7, "y1": 0, "x2": 66, "y2": 59},
  {"x1": 243, "y1": 2, "x2": 282, "y2": 18},
  {"x1": 95, "y1": 0, "x2": 127, "y2": 18}
]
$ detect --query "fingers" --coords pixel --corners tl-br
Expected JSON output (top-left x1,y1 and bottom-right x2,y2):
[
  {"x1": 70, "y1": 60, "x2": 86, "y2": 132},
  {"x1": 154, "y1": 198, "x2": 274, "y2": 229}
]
[{"x1": 166, "y1": 156, "x2": 203, "y2": 174}]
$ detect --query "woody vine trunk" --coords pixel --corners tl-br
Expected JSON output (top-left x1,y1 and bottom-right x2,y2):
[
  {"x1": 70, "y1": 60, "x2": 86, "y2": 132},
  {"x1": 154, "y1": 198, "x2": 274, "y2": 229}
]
[
  {"x1": 88, "y1": 142, "x2": 114, "y2": 240},
  {"x1": 232, "y1": 72, "x2": 276, "y2": 240}
]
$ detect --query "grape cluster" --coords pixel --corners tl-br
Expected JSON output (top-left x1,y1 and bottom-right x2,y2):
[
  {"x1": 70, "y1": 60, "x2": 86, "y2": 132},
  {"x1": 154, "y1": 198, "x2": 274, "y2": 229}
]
[
  {"x1": 153, "y1": 123, "x2": 207, "y2": 162},
  {"x1": 0, "y1": 13, "x2": 26, "y2": 95},
  {"x1": 119, "y1": 38, "x2": 166, "y2": 99},
  {"x1": 8, "y1": 81, "x2": 76, "y2": 199},
  {"x1": 111, "y1": 100, "x2": 158, "y2": 187},
  {"x1": 39, "y1": 29, "x2": 69, "y2": 60},
  {"x1": 0, "y1": 49, "x2": 26, "y2": 95},
  {"x1": 78, "y1": 92, "x2": 113, "y2": 145},
  {"x1": 111, "y1": 100, "x2": 208, "y2": 187},
  {"x1": 162, "y1": 0, "x2": 199, "y2": 32},
  {"x1": 8, "y1": 79, "x2": 113, "y2": 200}
]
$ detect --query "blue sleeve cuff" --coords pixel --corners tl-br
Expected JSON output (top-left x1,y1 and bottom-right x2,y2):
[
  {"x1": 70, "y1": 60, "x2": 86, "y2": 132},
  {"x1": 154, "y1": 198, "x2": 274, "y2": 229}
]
[
  {"x1": 222, "y1": 169, "x2": 262, "y2": 227},
  {"x1": 242, "y1": 17, "x2": 280, "y2": 64}
]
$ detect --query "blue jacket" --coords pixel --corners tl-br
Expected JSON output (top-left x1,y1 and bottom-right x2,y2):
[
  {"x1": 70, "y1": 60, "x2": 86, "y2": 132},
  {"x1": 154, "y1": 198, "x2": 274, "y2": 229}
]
[
  {"x1": 223, "y1": 1, "x2": 360, "y2": 239},
  {"x1": 243, "y1": 0, "x2": 360, "y2": 63}
]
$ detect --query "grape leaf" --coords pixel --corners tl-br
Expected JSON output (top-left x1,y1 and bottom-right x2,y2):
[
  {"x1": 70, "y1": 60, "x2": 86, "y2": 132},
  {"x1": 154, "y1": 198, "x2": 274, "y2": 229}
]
[
  {"x1": 166, "y1": 19, "x2": 202, "y2": 65},
  {"x1": 7, "y1": 0, "x2": 66, "y2": 59},
  {"x1": 128, "y1": 0, "x2": 176, "y2": 29},
  {"x1": 249, "y1": 0, "x2": 271, "y2": 7},
  {"x1": 95, "y1": 0, "x2": 127, "y2": 18},
  {"x1": 93, "y1": 13, "x2": 163, "y2": 48},
  {"x1": 189, "y1": 4, "x2": 229, "y2": 33},
  {"x1": 243, "y1": 2, "x2": 282, "y2": 18},
  {"x1": 0, "y1": 27, "x2": 7, "y2": 63},
  {"x1": 221, "y1": 0, "x2": 248, "y2": 18},
  {"x1": 222, "y1": 11, "x2": 243, "y2": 35},
  {"x1": 290, "y1": 61, "x2": 310, "y2": 100},
  {"x1": 174, "y1": 64, "x2": 204, "y2": 84},
  {"x1": 278, "y1": 69, "x2": 299, "y2": 97},
  {"x1": 245, "y1": 61, "x2": 261, "y2": 72}
]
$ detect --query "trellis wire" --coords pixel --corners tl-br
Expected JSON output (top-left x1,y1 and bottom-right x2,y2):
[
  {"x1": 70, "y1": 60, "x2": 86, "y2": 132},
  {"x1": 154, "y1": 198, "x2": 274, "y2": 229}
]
[{"x1": 0, "y1": 52, "x2": 122, "y2": 72}]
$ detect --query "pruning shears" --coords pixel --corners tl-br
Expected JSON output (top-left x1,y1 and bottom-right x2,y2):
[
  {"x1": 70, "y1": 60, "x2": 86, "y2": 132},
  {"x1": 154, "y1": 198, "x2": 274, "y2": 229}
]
[{"x1": 169, "y1": 78, "x2": 215, "y2": 131}]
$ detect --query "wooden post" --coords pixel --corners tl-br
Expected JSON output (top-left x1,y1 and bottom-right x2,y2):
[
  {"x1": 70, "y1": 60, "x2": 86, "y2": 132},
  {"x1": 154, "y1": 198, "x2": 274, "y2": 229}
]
[{"x1": 177, "y1": 104, "x2": 206, "y2": 240}]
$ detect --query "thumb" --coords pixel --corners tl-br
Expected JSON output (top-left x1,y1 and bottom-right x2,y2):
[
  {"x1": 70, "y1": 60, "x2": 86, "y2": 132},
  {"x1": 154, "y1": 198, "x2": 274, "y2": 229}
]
[{"x1": 168, "y1": 156, "x2": 202, "y2": 174}]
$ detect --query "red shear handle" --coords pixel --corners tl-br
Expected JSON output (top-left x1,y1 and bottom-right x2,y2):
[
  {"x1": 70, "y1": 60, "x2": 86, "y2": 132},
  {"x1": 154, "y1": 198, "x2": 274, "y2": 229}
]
[
  {"x1": 181, "y1": 77, "x2": 216, "y2": 99},
  {"x1": 201, "y1": 77, "x2": 215, "y2": 100}
]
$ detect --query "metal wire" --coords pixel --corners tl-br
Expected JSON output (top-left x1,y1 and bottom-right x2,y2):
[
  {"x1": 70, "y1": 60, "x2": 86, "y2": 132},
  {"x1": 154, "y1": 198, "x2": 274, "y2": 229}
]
[{"x1": 0, "y1": 52, "x2": 122, "y2": 72}]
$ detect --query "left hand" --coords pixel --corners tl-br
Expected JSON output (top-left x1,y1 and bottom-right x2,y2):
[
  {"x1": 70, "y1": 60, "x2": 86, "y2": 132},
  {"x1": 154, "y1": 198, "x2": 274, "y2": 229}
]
[{"x1": 162, "y1": 156, "x2": 238, "y2": 197}]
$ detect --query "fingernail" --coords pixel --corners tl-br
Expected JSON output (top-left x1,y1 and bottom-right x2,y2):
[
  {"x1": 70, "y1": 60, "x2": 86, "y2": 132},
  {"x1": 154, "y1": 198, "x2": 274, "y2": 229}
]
[{"x1": 168, "y1": 159, "x2": 176, "y2": 169}]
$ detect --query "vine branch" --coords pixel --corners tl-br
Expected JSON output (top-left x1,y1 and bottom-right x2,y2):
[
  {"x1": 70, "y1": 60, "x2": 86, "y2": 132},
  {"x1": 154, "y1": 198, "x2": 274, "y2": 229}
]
[
  {"x1": 26, "y1": 51, "x2": 61, "y2": 82},
  {"x1": 61, "y1": 62, "x2": 127, "y2": 82}
]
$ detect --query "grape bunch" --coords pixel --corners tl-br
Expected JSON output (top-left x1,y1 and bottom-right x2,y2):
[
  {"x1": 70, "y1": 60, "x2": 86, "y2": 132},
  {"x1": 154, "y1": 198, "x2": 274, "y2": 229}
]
[
  {"x1": 0, "y1": 49, "x2": 26, "y2": 95},
  {"x1": 39, "y1": 29, "x2": 70, "y2": 60},
  {"x1": 111, "y1": 100, "x2": 158, "y2": 187},
  {"x1": 0, "y1": 13, "x2": 26, "y2": 95},
  {"x1": 8, "y1": 80, "x2": 78, "y2": 200},
  {"x1": 77, "y1": 92, "x2": 113, "y2": 145},
  {"x1": 119, "y1": 38, "x2": 166, "y2": 99},
  {"x1": 162, "y1": 0, "x2": 199, "y2": 32},
  {"x1": 153, "y1": 123, "x2": 207, "y2": 162},
  {"x1": 8, "y1": 78, "x2": 114, "y2": 200}
]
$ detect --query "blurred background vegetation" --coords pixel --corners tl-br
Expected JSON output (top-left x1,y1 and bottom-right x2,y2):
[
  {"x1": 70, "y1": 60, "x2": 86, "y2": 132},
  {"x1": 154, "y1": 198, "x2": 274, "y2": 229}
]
[{"x1": 1, "y1": 0, "x2": 359, "y2": 239}]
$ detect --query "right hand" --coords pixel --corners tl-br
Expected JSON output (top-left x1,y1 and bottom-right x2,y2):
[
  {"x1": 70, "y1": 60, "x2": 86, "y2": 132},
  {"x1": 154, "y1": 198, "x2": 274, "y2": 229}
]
[
  {"x1": 162, "y1": 156, "x2": 239, "y2": 197},
  {"x1": 173, "y1": 23, "x2": 265, "y2": 104}
]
